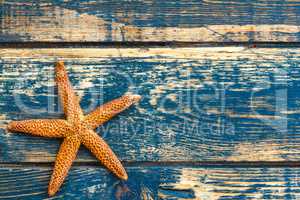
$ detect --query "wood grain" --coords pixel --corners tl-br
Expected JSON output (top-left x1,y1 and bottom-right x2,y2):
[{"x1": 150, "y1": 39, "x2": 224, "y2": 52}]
[
  {"x1": 1, "y1": 47, "x2": 300, "y2": 162},
  {"x1": 2, "y1": 0, "x2": 300, "y2": 42},
  {"x1": 1, "y1": 166, "x2": 300, "y2": 199}
]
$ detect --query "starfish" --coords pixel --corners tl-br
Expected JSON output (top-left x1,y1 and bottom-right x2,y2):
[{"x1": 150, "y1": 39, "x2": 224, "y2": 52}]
[{"x1": 7, "y1": 61, "x2": 141, "y2": 196}]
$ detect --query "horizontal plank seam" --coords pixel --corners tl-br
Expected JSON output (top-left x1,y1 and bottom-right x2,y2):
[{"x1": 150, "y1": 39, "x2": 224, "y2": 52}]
[
  {"x1": 2, "y1": 161, "x2": 300, "y2": 168},
  {"x1": 2, "y1": 41, "x2": 300, "y2": 48}
]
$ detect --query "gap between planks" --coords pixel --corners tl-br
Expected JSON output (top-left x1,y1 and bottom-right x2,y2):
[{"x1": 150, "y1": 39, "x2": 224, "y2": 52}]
[
  {"x1": 2, "y1": 161, "x2": 300, "y2": 169},
  {"x1": 2, "y1": 41, "x2": 300, "y2": 48}
]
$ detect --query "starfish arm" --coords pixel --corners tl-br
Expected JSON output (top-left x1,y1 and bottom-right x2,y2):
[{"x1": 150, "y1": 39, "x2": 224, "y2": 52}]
[
  {"x1": 81, "y1": 130, "x2": 128, "y2": 180},
  {"x1": 7, "y1": 119, "x2": 70, "y2": 138},
  {"x1": 48, "y1": 136, "x2": 81, "y2": 196},
  {"x1": 84, "y1": 94, "x2": 141, "y2": 129},
  {"x1": 55, "y1": 61, "x2": 83, "y2": 122}
]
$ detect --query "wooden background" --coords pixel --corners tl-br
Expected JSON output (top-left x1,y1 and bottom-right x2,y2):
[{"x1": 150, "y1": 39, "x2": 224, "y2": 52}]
[{"x1": 2, "y1": 0, "x2": 300, "y2": 199}]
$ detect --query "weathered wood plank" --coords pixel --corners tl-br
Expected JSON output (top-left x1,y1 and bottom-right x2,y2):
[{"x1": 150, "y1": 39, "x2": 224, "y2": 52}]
[
  {"x1": 2, "y1": 0, "x2": 300, "y2": 42},
  {"x1": 1, "y1": 47, "x2": 300, "y2": 162},
  {"x1": 1, "y1": 166, "x2": 300, "y2": 199}
]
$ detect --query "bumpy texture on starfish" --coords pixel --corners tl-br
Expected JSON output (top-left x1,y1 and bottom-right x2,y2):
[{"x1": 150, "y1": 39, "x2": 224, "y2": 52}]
[{"x1": 7, "y1": 61, "x2": 141, "y2": 196}]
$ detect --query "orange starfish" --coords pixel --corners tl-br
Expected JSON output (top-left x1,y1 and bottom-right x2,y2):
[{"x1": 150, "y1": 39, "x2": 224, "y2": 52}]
[{"x1": 7, "y1": 61, "x2": 141, "y2": 196}]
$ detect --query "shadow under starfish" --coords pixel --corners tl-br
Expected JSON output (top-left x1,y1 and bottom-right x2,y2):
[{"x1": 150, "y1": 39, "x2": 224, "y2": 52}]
[{"x1": 7, "y1": 61, "x2": 141, "y2": 196}]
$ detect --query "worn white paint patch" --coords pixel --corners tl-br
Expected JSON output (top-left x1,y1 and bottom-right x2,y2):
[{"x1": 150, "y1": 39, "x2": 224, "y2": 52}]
[
  {"x1": 86, "y1": 184, "x2": 105, "y2": 194},
  {"x1": 0, "y1": 47, "x2": 297, "y2": 60},
  {"x1": 159, "y1": 168, "x2": 300, "y2": 199},
  {"x1": 121, "y1": 24, "x2": 300, "y2": 42},
  {"x1": 227, "y1": 142, "x2": 288, "y2": 161},
  {"x1": 1, "y1": 6, "x2": 108, "y2": 41},
  {"x1": 22, "y1": 150, "x2": 56, "y2": 162},
  {"x1": 0, "y1": 114, "x2": 8, "y2": 129},
  {"x1": 226, "y1": 112, "x2": 283, "y2": 120},
  {"x1": 147, "y1": 61, "x2": 205, "y2": 114},
  {"x1": 140, "y1": 186, "x2": 154, "y2": 200},
  {"x1": 280, "y1": 110, "x2": 300, "y2": 114},
  {"x1": 0, "y1": 114, "x2": 6, "y2": 121},
  {"x1": 159, "y1": 168, "x2": 249, "y2": 200}
]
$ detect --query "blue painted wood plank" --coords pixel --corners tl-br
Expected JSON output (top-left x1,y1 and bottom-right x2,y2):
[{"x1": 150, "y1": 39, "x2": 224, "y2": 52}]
[
  {"x1": 1, "y1": 47, "x2": 300, "y2": 162},
  {"x1": 1, "y1": 166, "x2": 300, "y2": 199},
  {"x1": 1, "y1": 0, "x2": 300, "y2": 42}
]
